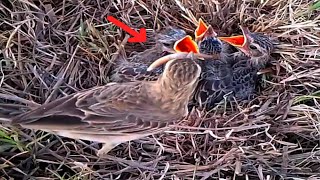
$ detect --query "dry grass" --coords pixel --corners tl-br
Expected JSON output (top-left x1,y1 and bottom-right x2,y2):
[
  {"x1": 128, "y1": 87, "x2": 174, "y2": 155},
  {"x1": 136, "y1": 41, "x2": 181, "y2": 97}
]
[{"x1": 1, "y1": 0, "x2": 320, "y2": 179}]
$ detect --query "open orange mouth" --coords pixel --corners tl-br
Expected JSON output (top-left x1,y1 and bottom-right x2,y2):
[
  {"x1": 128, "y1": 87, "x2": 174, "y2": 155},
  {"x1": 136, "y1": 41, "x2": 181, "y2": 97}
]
[
  {"x1": 174, "y1": 19, "x2": 248, "y2": 54},
  {"x1": 173, "y1": 35, "x2": 199, "y2": 53},
  {"x1": 194, "y1": 18, "x2": 246, "y2": 48},
  {"x1": 218, "y1": 35, "x2": 246, "y2": 47},
  {"x1": 195, "y1": 18, "x2": 208, "y2": 41}
]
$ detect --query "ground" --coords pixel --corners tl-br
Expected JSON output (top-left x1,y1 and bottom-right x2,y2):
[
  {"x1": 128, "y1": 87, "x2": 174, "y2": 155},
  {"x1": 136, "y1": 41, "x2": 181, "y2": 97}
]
[{"x1": 0, "y1": 0, "x2": 320, "y2": 179}]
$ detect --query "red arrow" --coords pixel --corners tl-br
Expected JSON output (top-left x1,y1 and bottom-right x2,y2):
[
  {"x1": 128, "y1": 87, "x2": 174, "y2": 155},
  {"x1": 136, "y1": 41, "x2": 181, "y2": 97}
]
[{"x1": 107, "y1": 16, "x2": 146, "y2": 43}]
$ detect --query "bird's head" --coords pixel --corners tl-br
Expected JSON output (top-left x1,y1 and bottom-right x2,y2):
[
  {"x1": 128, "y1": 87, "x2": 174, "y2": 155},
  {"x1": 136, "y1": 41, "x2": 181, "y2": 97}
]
[
  {"x1": 173, "y1": 19, "x2": 222, "y2": 56},
  {"x1": 173, "y1": 18, "x2": 222, "y2": 57},
  {"x1": 147, "y1": 34, "x2": 218, "y2": 73},
  {"x1": 219, "y1": 25, "x2": 274, "y2": 67},
  {"x1": 162, "y1": 56, "x2": 202, "y2": 88},
  {"x1": 194, "y1": 19, "x2": 222, "y2": 55},
  {"x1": 194, "y1": 19, "x2": 217, "y2": 42},
  {"x1": 155, "y1": 26, "x2": 187, "y2": 48}
]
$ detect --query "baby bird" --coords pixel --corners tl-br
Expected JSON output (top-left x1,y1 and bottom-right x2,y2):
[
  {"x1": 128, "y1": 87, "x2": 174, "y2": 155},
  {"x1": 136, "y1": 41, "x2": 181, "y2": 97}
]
[
  {"x1": 11, "y1": 57, "x2": 202, "y2": 157},
  {"x1": 169, "y1": 20, "x2": 244, "y2": 110},
  {"x1": 163, "y1": 19, "x2": 274, "y2": 111},
  {"x1": 195, "y1": 25, "x2": 275, "y2": 110},
  {"x1": 109, "y1": 26, "x2": 187, "y2": 82},
  {"x1": 194, "y1": 18, "x2": 241, "y2": 56}
]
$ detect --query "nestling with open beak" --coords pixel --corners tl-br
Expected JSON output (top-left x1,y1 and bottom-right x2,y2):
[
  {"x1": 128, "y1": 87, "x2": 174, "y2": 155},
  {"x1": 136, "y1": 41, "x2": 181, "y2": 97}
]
[
  {"x1": 151, "y1": 19, "x2": 275, "y2": 111},
  {"x1": 194, "y1": 18, "x2": 245, "y2": 55},
  {"x1": 11, "y1": 57, "x2": 202, "y2": 157},
  {"x1": 194, "y1": 19, "x2": 222, "y2": 55},
  {"x1": 109, "y1": 26, "x2": 187, "y2": 83},
  {"x1": 219, "y1": 25, "x2": 274, "y2": 69},
  {"x1": 147, "y1": 18, "x2": 227, "y2": 71},
  {"x1": 195, "y1": 24, "x2": 275, "y2": 110},
  {"x1": 171, "y1": 18, "x2": 245, "y2": 65},
  {"x1": 163, "y1": 20, "x2": 248, "y2": 110}
]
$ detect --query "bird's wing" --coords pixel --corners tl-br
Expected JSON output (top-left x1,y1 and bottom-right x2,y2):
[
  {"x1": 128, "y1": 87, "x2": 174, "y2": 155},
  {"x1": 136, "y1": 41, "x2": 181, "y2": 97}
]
[
  {"x1": 194, "y1": 60, "x2": 235, "y2": 109},
  {"x1": 110, "y1": 63, "x2": 162, "y2": 83},
  {"x1": 110, "y1": 45, "x2": 166, "y2": 83},
  {"x1": 231, "y1": 61, "x2": 257, "y2": 100},
  {"x1": 12, "y1": 82, "x2": 180, "y2": 135}
]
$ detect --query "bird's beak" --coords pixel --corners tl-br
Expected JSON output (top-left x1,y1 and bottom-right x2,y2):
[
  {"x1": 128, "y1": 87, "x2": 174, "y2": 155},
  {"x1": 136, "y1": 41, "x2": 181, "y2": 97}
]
[
  {"x1": 148, "y1": 35, "x2": 209, "y2": 72},
  {"x1": 173, "y1": 35, "x2": 199, "y2": 53},
  {"x1": 147, "y1": 50, "x2": 216, "y2": 71},
  {"x1": 218, "y1": 25, "x2": 252, "y2": 56},
  {"x1": 238, "y1": 25, "x2": 252, "y2": 56},
  {"x1": 201, "y1": 25, "x2": 217, "y2": 40},
  {"x1": 146, "y1": 52, "x2": 191, "y2": 71},
  {"x1": 195, "y1": 19, "x2": 218, "y2": 42},
  {"x1": 195, "y1": 18, "x2": 208, "y2": 42},
  {"x1": 149, "y1": 30, "x2": 224, "y2": 72},
  {"x1": 218, "y1": 35, "x2": 245, "y2": 48}
]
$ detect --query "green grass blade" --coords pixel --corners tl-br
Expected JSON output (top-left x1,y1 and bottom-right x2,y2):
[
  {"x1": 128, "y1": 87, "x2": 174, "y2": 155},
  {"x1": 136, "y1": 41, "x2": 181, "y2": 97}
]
[{"x1": 310, "y1": 0, "x2": 320, "y2": 10}]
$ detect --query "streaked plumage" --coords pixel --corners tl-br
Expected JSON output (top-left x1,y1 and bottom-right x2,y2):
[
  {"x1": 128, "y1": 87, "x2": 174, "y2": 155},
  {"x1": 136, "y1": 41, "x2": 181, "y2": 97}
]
[
  {"x1": 11, "y1": 58, "x2": 202, "y2": 157},
  {"x1": 146, "y1": 20, "x2": 275, "y2": 111},
  {"x1": 194, "y1": 25, "x2": 275, "y2": 110},
  {"x1": 109, "y1": 26, "x2": 186, "y2": 82},
  {"x1": 169, "y1": 20, "x2": 248, "y2": 110},
  {"x1": 147, "y1": 20, "x2": 247, "y2": 111},
  {"x1": 136, "y1": 20, "x2": 273, "y2": 110}
]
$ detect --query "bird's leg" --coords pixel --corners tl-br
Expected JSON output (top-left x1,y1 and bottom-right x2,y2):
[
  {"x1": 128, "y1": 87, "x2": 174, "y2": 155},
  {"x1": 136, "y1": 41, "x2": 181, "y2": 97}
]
[
  {"x1": 230, "y1": 97, "x2": 236, "y2": 112},
  {"x1": 233, "y1": 97, "x2": 243, "y2": 112},
  {"x1": 97, "y1": 135, "x2": 146, "y2": 157},
  {"x1": 96, "y1": 142, "x2": 120, "y2": 157}
]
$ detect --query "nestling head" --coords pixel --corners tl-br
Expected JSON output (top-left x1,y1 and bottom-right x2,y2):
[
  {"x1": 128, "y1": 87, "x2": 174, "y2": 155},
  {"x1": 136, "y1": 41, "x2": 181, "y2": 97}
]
[
  {"x1": 219, "y1": 25, "x2": 274, "y2": 67},
  {"x1": 194, "y1": 19, "x2": 222, "y2": 55},
  {"x1": 156, "y1": 26, "x2": 187, "y2": 47}
]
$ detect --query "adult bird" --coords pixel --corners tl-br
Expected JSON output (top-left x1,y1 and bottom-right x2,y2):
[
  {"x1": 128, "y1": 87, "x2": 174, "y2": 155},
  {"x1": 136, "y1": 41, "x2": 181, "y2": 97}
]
[
  {"x1": 109, "y1": 26, "x2": 187, "y2": 83},
  {"x1": 10, "y1": 56, "x2": 202, "y2": 157}
]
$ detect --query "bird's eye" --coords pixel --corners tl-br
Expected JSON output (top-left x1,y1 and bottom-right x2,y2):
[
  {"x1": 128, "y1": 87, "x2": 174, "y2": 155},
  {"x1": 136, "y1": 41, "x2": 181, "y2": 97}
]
[{"x1": 249, "y1": 45, "x2": 257, "y2": 50}]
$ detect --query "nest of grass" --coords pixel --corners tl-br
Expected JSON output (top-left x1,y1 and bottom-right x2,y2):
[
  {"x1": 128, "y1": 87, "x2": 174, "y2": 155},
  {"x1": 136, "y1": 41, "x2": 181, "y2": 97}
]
[{"x1": 1, "y1": 0, "x2": 320, "y2": 179}]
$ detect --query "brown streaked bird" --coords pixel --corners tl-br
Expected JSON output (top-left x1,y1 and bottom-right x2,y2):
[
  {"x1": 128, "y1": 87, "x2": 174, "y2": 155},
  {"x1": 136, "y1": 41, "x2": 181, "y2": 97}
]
[
  {"x1": 219, "y1": 25, "x2": 275, "y2": 69},
  {"x1": 193, "y1": 24, "x2": 275, "y2": 110},
  {"x1": 149, "y1": 23, "x2": 275, "y2": 111},
  {"x1": 11, "y1": 57, "x2": 202, "y2": 157},
  {"x1": 109, "y1": 26, "x2": 187, "y2": 83},
  {"x1": 182, "y1": 20, "x2": 249, "y2": 110}
]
